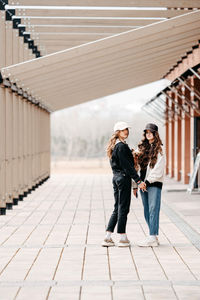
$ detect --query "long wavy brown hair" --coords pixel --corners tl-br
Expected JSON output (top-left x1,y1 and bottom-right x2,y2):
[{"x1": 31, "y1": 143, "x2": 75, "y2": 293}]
[
  {"x1": 106, "y1": 131, "x2": 120, "y2": 158},
  {"x1": 137, "y1": 131, "x2": 163, "y2": 169}
]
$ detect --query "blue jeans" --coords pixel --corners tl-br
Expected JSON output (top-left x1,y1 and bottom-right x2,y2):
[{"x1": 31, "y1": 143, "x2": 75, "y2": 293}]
[{"x1": 140, "y1": 186, "x2": 161, "y2": 235}]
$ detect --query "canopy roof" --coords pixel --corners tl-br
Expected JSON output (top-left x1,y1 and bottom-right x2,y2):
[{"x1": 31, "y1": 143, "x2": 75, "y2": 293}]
[
  {"x1": 9, "y1": 0, "x2": 200, "y2": 7},
  {"x1": 1, "y1": 9, "x2": 200, "y2": 111},
  {"x1": 8, "y1": 0, "x2": 199, "y2": 55}
]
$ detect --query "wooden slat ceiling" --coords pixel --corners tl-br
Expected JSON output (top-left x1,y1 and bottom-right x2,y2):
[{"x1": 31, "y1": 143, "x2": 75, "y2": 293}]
[
  {"x1": 8, "y1": 0, "x2": 198, "y2": 55},
  {"x1": 2, "y1": 10, "x2": 200, "y2": 111},
  {"x1": 10, "y1": 0, "x2": 200, "y2": 8}
]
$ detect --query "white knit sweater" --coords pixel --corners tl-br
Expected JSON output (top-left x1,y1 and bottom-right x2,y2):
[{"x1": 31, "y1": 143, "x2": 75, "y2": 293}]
[
  {"x1": 145, "y1": 151, "x2": 165, "y2": 184},
  {"x1": 132, "y1": 147, "x2": 165, "y2": 188}
]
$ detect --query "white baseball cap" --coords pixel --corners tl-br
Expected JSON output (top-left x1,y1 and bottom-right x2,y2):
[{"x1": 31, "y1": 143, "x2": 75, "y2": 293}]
[{"x1": 113, "y1": 121, "x2": 131, "y2": 132}]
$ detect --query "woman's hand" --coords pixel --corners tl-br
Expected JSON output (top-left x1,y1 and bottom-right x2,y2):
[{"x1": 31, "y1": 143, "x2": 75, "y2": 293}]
[
  {"x1": 138, "y1": 181, "x2": 147, "y2": 192},
  {"x1": 133, "y1": 188, "x2": 138, "y2": 198}
]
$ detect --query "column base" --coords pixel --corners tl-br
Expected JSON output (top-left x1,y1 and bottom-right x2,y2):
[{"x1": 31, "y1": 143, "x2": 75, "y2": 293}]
[
  {"x1": 0, "y1": 208, "x2": 6, "y2": 215},
  {"x1": 6, "y1": 203, "x2": 13, "y2": 210}
]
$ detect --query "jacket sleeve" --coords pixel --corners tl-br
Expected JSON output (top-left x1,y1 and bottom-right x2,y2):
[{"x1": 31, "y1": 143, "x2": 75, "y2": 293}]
[
  {"x1": 118, "y1": 145, "x2": 141, "y2": 183},
  {"x1": 146, "y1": 153, "x2": 165, "y2": 183},
  {"x1": 132, "y1": 180, "x2": 138, "y2": 188}
]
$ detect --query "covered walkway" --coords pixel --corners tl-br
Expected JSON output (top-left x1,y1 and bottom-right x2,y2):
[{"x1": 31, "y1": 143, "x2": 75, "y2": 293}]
[{"x1": 0, "y1": 172, "x2": 200, "y2": 299}]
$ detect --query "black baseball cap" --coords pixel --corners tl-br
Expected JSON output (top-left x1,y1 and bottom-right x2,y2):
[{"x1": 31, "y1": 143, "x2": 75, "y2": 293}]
[{"x1": 144, "y1": 123, "x2": 158, "y2": 132}]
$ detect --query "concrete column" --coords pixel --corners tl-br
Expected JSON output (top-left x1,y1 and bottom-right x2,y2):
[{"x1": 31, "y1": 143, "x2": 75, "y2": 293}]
[
  {"x1": 181, "y1": 85, "x2": 191, "y2": 184},
  {"x1": 36, "y1": 106, "x2": 40, "y2": 185},
  {"x1": 18, "y1": 35, "x2": 24, "y2": 63},
  {"x1": 165, "y1": 97, "x2": 169, "y2": 175},
  {"x1": 170, "y1": 92, "x2": 175, "y2": 178},
  {"x1": 32, "y1": 104, "x2": 36, "y2": 186},
  {"x1": 0, "y1": 10, "x2": 6, "y2": 213},
  {"x1": 43, "y1": 111, "x2": 50, "y2": 179},
  {"x1": 18, "y1": 95, "x2": 24, "y2": 199},
  {"x1": 27, "y1": 100, "x2": 31, "y2": 190},
  {"x1": 0, "y1": 86, "x2": 6, "y2": 213},
  {"x1": 167, "y1": 91, "x2": 174, "y2": 178},
  {"x1": 23, "y1": 43, "x2": 29, "y2": 62},
  {"x1": 174, "y1": 87, "x2": 182, "y2": 181},
  {"x1": 12, "y1": 92, "x2": 19, "y2": 205},
  {"x1": 5, "y1": 88, "x2": 13, "y2": 209},
  {"x1": 12, "y1": 24, "x2": 20, "y2": 205},
  {"x1": 23, "y1": 98, "x2": 28, "y2": 194},
  {"x1": 193, "y1": 77, "x2": 200, "y2": 188},
  {"x1": 5, "y1": 19, "x2": 14, "y2": 209},
  {"x1": 47, "y1": 112, "x2": 51, "y2": 178},
  {"x1": 189, "y1": 81, "x2": 195, "y2": 181}
]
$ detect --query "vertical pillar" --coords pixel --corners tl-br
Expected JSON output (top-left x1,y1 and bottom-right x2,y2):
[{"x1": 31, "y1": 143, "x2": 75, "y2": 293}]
[
  {"x1": 18, "y1": 29, "x2": 24, "y2": 63},
  {"x1": 0, "y1": 8, "x2": 6, "y2": 214},
  {"x1": 5, "y1": 18, "x2": 14, "y2": 208},
  {"x1": 193, "y1": 76, "x2": 200, "y2": 188},
  {"x1": 5, "y1": 87, "x2": 13, "y2": 208},
  {"x1": 18, "y1": 94, "x2": 24, "y2": 200},
  {"x1": 0, "y1": 86, "x2": 6, "y2": 213},
  {"x1": 181, "y1": 85, "x2": 191, "y2": 184},
  {"x1": 167, "y1": 91, "x2": 174, "y2": 178},
  {"x1": 174, "y1": 87, "x2": 182, "y2": 181},
  {"x1": 32, "y1": 103, "x2": 36, "y2": 187},
  {"x1": 165, "y1": 96, "x2": 169, "y2": 175},
  {"x1": 189, "y1": 77, "x2": 195, "y2": 177},
  {"x1": 47, "y1": 112, "x2": 51, "y2": 178},
  {"x1": 12, "y1": 20, "x2": 20, "y2": 205},
  {"x1": 23, "y1": 41, "x2": 29, "y2": 62},
  {"x1": 23, "y1": 98, "x2": 28, "y2": 195},
  {"x1": 35, "y1": 106, "x2": 38, "y2": 184},
  {"x1": 12, "y1": 91, "x2": 19, "y2": 205},
  {"x1": 170, "y1": 92, "x2": 175, "y2": 178},
  {"x1": 27, "y1": 100, "x2": 32, "y2": 191}
]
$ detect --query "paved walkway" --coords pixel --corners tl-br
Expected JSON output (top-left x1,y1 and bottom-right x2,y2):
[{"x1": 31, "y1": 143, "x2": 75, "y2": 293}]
[{"x1": 0, "y1": 174, "x2": 200, "y2": 299}]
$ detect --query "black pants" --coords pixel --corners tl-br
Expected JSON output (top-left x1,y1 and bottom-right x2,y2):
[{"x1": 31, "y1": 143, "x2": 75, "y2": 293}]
[{"x1": 106, "y1": 174, "x2": 132, "y2": 234}]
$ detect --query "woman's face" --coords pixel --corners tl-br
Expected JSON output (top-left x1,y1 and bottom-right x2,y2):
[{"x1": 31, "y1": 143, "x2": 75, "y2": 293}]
[
  {"x1": 145, "y1": 130, "x2": 154, "y2": 142},
  {"x1": 119, "y1": 128, "x2": 129, "y2": 140}
]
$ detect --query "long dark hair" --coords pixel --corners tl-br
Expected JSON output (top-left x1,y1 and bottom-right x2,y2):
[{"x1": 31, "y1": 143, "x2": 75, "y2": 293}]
[{"x1": 137, "y1": 131, "x2": 163, "y2": 169}]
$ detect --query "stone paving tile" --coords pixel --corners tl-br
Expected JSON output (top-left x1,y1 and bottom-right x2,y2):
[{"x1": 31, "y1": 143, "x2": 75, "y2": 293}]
[
  {"x1": 16, "y1": 287, "x2": 50, "y2": 300},
  {"x1": 48, "y1": 286, "x2": 80, "y2": 300},
  {"x1": 113, "y1": 286, "x2": 144, "y2": 300},
  {"x1": 0, "y1": 248, "x2": 39, "y2": 281},
  {"x1": 173, "y1": 285, "x2": 200, "y2": 300},
  {"x1": 0, "y1": 287, "x2": 19, "y2": 300},
  {"x1": 81, "y1": 286, "x2": 112, "y2": 300},
  {"x1": 54, "y1": 246, "x2": 84, "y2": 281},
  {"x1": 109, "y1": 247, "x2": 138, "y2": 281},
  {"x1": 143, "y1": 285, "x2": 177, "y2": 300},
  {"x1": 0, "y1": 174, "x2": 199, "y2": 299}
]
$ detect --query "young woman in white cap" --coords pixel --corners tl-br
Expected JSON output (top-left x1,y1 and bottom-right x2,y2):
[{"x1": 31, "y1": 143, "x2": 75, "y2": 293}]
[
  {"x1": 134, "y1": 123, "x2": 165, "y2": 247},
  {"x1": 102, "y1": 121, "x2": 146, "y2": 247}
]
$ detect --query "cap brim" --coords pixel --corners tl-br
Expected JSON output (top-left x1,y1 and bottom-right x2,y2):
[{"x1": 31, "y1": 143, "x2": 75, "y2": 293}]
[{"x1": 144, "y1": 128, "x2": 156, "y2": 132}]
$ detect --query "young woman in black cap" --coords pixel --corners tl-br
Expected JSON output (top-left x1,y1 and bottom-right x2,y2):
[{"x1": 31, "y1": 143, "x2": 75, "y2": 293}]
[
  {"x1": 134, "y1": 123, "x2": 165, "y2": 247},
  {"x1": 102, "y1": 121, "x2": 146, "y2": 248}
]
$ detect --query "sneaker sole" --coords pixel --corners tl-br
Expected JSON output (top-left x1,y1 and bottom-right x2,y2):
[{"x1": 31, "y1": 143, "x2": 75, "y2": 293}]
[
  {"x1": 118, "y1": 243, "x2": 130, "y2": 247},
  {"x1": 101, "y1": 243, "x2": 115, "y2": 247},
  {"x1": 138, "y1": 243, "x2": 158, "y2": 247}
]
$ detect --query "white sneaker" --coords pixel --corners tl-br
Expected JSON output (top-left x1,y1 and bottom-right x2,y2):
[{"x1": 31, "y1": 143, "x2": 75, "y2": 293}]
[
  {"x1": 137, "y1": 237, "x2": 158, "y2": 247},
  {"x1": 102, "y1": 238, "x2": 115, "y2": 247},
  {"x1": 118, "y1": 238, "x2": 131, "y2": 247}
]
